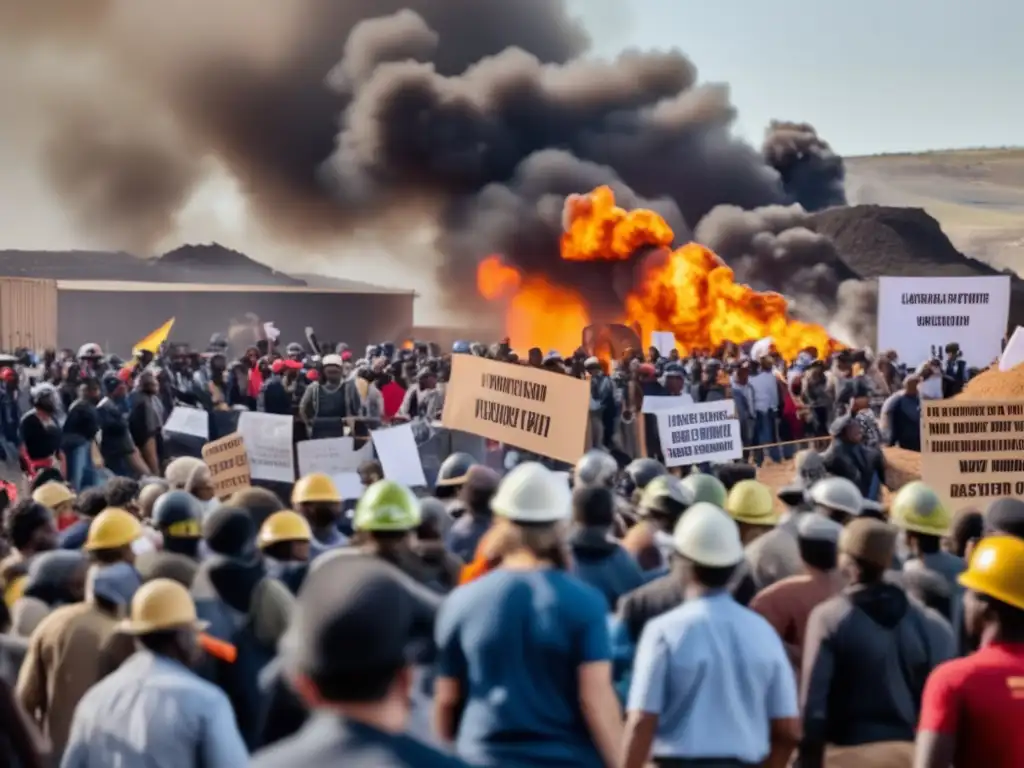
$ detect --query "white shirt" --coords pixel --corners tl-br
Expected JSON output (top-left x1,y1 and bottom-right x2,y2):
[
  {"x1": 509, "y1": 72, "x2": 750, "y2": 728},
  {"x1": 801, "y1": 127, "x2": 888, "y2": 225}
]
[
  {"x1": 749, "y1": 371, "x2": 780, "y2": 413},
  {"x1": 919, "y1": 375, "x2": 944, "y2": 400}
]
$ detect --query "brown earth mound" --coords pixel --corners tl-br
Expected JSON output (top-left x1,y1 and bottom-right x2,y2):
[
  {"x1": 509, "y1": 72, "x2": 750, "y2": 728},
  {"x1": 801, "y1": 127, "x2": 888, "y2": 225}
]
[{"x1": 957, "y1": 363, "x2": 1024, "y2": 400}]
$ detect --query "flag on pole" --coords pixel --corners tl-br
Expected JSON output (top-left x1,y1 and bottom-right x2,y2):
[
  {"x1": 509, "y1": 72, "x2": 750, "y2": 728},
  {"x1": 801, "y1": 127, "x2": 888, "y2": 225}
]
[{"x1": 132, "y1": 318, "x2": 176, "y2": 356}]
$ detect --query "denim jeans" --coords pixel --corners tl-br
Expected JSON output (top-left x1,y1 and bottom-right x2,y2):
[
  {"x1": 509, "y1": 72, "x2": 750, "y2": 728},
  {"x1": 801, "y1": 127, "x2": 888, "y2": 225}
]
[
  {"x1": 65, "y1": 442, "x2": 98, "y2": 491},
  {"x1": 753, "y1": 410, "x2": 781, "y2": 465}
]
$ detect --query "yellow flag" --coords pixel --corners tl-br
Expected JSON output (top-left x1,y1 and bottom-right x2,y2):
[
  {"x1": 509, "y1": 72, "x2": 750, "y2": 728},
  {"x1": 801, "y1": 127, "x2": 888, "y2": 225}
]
[{"x1": 132, "y1": 317, "x2": 175, "y2": 356}]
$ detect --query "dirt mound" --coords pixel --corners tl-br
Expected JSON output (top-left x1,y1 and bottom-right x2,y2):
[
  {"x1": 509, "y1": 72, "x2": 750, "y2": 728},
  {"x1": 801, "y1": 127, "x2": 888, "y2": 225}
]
[{"x1": 957, "y1": 363, "x2": 1024, "y2": 400}]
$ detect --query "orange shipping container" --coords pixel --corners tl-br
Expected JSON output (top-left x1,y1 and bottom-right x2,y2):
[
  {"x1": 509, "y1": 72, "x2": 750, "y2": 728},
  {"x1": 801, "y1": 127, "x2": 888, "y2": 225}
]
[{"x1": 0, "y1": 277, "x2": 58, "y2": 352}]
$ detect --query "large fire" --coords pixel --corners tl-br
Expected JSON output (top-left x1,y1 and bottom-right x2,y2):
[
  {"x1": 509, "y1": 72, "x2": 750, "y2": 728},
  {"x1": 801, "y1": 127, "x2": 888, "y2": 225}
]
[{"x1": 476, "y1": 185, "x2": 839, "y2": 361}]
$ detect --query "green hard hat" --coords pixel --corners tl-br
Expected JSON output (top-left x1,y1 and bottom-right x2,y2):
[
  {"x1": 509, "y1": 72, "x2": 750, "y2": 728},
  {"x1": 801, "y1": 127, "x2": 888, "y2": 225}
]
[
  {"x1": 680, "y1": 472, "x2": 728, "y2": 508},
  {"x1": 354, "y1": 480, "x2": 421, "y2": 532}
]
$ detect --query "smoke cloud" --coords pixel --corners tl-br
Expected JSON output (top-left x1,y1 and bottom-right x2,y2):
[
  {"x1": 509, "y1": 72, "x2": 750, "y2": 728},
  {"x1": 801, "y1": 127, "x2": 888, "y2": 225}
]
[{"x1": 1, "y1": 1, "x2": 860, "y2": 336}]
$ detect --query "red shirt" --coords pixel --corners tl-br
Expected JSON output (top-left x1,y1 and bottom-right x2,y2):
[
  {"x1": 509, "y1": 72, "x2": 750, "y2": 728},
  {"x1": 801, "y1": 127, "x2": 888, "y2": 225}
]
[
  {"x1": 380, "y1": 381, "x2": 406, "y2": 419},
  {"x1": 918, "y1": 642, "x2": 1024, "y2": 767}
]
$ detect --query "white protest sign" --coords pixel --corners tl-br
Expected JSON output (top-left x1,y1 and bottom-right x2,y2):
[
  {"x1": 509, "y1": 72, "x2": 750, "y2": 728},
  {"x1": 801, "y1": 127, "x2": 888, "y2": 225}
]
[
  {"x1": 650, "y1": 331, "x2": 676, "y2": 357},
  {"x1": 656, "y1": 399, "x2": 743, "y2": 467},
  {"x1": 334, "y1": 472, "x2": 366, "y2": 500},
  {"x1": 162, "y1": 406, "x2": 209, "y2": 439},
  {"x1": 999, "y1": 326, "x2": 1024, "y2": 372},
  {"x1": 877, "y1": 275, "x2": 1010, "y2": 368},
  {"x1": 642, "y1": 393, "x2": 695, "y2": 414},
  {"x1": 296, "y1": 437, "x2": 372, "y2": 476},
  {"x1": 263, "y1": 321, "x2": 281, "y2": 342},
  {"x1": 371, "y1": 422, "x2": 428, "y2": 488},
  {"x1": 237, "y1": 411, "x2": 295, "y2": 482}
]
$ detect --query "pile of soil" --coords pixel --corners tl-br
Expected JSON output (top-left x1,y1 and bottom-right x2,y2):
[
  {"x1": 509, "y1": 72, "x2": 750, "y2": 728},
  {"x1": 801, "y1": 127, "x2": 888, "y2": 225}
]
[
  {"x1": 811, "y1": 205, "x2": 1024, "y2": 328},
  {"x1": 957, "y1": 363, "x2": 1024, "y2": 400}
]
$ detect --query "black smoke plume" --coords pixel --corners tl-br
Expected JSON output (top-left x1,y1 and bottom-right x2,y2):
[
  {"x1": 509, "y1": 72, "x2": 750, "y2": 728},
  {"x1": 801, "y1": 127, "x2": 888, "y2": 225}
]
[{"x1": 1, "y1": 1, "x2": 860, "y2": 338}]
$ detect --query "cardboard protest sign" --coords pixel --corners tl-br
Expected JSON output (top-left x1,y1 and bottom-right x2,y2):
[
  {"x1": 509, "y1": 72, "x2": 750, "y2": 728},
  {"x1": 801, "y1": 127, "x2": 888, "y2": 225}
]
[
  {"x1": 441, "y1": 355, "x2": 589, "y2": 464},
  {"x1": 656, "y1": 400, "x2": 743, "y2": 467},
  {"x1": 202, "y1": 433, "x2": 251, "y2": 498},
  {"x1": 237, "y1": 411, "x2": 295, "y2": 482},
  {"x1": 877, "y1": 276, "x2": 1010, "y2": 368},
  {"x1": 921, "y1": 399, "x2": 1024, "y2": 511},
  {"x1": 163, "y1": 406, "x2": 209, "y2": 439}
]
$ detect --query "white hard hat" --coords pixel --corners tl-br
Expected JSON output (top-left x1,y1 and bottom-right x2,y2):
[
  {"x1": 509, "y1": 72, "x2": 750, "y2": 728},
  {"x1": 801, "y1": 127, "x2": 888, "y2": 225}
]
[
  {"x1": 77, "y1": 343, "x2": 103, "y2": 359},
  {"x1": 573, "y1": 449, "x2": 618, "y2": 489},
  {"x1": 672, "y1": 502, "x2": 744, "y2": 567},
  {"x1": 807, "y1": 476, "x2": 863, "y2": 517},
  {"x1": 491, "y1": 462, "x2": 571, "y2": 524},
  {"x1": 321, "y1": 354, "x2": 344, "y2": 368}
]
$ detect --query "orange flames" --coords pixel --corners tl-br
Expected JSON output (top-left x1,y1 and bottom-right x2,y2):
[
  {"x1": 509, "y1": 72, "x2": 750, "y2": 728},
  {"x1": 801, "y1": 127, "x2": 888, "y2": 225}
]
[{"x1": 476, "y1": 185, "x2": 839, "y2": 361}]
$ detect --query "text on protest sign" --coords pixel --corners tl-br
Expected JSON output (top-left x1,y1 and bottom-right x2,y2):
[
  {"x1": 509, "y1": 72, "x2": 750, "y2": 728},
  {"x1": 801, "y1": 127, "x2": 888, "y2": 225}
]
[
  {"x1": 296, "y1": 437, "x2": 373, "y2": 477},
  {"x1": 238, "y1": 411, "x2": 295, "y2": 483},
  {"x1": 877, "y1": 276, "x2": 1010, "y2": 368},
  {"x1": 441, "y1": 355, "x2": 589, "y2": 464},
  {"x1": 656, "y1": 400, "x2": 743, "y2": 467},
  {"x1": 202, "y1": 433, "x2": 251, "y2": 499},
  {"x1": 921, "y1": 400, "x2": 1024, "y2": 511}
]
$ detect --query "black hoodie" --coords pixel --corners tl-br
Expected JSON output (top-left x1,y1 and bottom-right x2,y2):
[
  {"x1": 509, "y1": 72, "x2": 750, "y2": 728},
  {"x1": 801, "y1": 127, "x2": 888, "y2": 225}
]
[
  {"x1": 801, "y1": 582, "x2": 954, "y2": 748},
  {"x1": 570, "y1": 527, "x2": 645, "y2": 611}
]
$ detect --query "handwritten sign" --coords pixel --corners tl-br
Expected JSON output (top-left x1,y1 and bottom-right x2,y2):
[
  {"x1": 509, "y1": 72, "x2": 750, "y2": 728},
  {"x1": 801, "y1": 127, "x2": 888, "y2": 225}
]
[
  {"x1": 921, "y1": 399, "x2": 1024, "y2": 511},
  {"x1": 202, "y1": 433, "x2": 251, "y2": 499},
  {"x1": 237, "y1": 411, "x2": 294, "y2": 483},
  {"x1": 656, "y1": 400, "x2": 743, "y2": 467},
  {"x1": 442, "y1": 355, "x2": 588, "y2": 464},
  {"x1": 296, "y1": 437, "x2": 373, "y2": 476}
]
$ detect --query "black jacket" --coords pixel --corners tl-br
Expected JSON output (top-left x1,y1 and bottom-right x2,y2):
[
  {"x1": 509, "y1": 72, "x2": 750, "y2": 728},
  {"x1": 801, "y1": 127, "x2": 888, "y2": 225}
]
[{"x1": 821, "y1": 440, "x2": 886, "y2": 498}]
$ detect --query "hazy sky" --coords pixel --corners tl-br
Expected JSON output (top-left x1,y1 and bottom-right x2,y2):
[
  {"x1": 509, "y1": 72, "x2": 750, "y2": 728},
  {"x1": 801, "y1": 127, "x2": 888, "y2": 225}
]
[{"x1": 576, "y1": 0, "x2": 1024, "y2": 156}]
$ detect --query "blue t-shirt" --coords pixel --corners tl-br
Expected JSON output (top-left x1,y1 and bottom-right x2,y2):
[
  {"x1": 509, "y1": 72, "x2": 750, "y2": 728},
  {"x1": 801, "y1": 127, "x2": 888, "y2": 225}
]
[{"x1": 435, "y1": 568, "x2": 610, "y2": 767}]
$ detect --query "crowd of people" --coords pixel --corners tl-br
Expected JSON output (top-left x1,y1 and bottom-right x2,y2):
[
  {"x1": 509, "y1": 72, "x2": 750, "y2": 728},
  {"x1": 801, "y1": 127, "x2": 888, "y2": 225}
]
[{"x1": 0, "y1": 331, "x2": 1007, "y2": 768}]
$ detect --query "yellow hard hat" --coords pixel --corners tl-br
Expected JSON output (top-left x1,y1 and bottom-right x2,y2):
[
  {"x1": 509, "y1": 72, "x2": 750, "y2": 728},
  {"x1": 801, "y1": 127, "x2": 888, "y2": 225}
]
[
  {"x1": 258, "y1": 510, "x2": 313, "y2": 548},
  {"x1": 3, "y1": 574, "x2": 26, "y2": 608},
  {"x1": 725, "y1": 480, "x2": 778, "y2": 526},
  {"x1": 32, "y1": 482, "x2": 76, "y2": 510},
  {"x1": 119, "y1": 578, "x2": 209, "y2": 635},
  {"x1": 291, "y1": 473, "x2": 341, "y2": 505},
  {"x1": 84, "y1": 508, "x2": 143, "y2": 551},
  {"x1": 958, "y1": 535, "x2": 1024, "y2": 611},
  {"x1": 889, "y1": 481, "x2": 950, "y2": 537}
]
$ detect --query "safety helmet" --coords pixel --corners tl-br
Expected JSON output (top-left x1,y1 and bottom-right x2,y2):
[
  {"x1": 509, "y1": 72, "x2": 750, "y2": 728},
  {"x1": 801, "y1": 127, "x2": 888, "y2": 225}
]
[
  {"x1": 673, "y1": 502, "x2": 744, "y2": 567},
  {"x1": 725, "y1": 480, "x2": 778, "y2": 527},
  {"x1": 321, "y1": 354, "x2": 344, "y2": 368},
  {"x1": 77, "y1": 343, "x2": 103, "y2": 359},
  {"x1": 573, "y1": 450, "x2": 618, "y2": 489},
  {"x1": 258, "y1": 510, "x2": 313, "y2": 548},
  {"x1": 436, "y1": 453, "x2": 477, "y2": 488},
  {"x1": 890, "y1": 481, "x2": 951, "y2": 537},
  {"x1": 354, "y1": 480, "x2": 421, "y2": 532},
  {"x1": 807, "y1": 476, "x2": 863, "y2": 517},
  {"x1": 152, "y1": 491, "x2": 203, "y2": 538},
  {"x1": 639, "y1": 476, "x2": 693, "y2": 517},
  {"x1": 119, "y1": 578, "x2": 209, "y2": 635},
  {"x1": 491, "y1": 462, "x2": 571, "y2": 524},
  {"x1": 625, "y1": 458, "x2": 667, "y2": 493},
  {"x1": 958, "y1": 535, "x2": 1024, "y2": 611},
  {"x1": 32, "y1": 482, "x2": 76, "y2": 510},
  {"x1": 84, "y1": 508, "x2": 143, "y2": 551},
  {"x1": 292, "y1": 473, "x2": 342, "y2": 505},
  {"x1": 680, "y1": 472, "x2": 728, "y2": 507},
  {"x1": 3, "y1": 574, "x2": 26, "y2": 609},
  {"x1": 30, "y1": 383, "x2": 56, "y2": 406}
]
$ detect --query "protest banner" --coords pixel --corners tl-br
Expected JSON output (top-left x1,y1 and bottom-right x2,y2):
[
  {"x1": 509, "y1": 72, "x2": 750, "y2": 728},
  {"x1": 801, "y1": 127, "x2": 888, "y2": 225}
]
[
  {"x1": 656, "y1": 400, "x2": 743, "y2": 467},
  {"x1": 642, "y1": 393, "x2": 695, "y2": 413},
  {"x1": 296, "y1": 437, "x2": 372, "y2": 477},
  {"x1": 371, "y1": 423, "x2": 428, "y2": 488},
  {"x1": 202, "y1": 433, "x2": 251, "y2": 498},
  {"x1": 877, "y1": 275, "x2": 1010, "y2": 368},
  {"x1": 162, "y1": 406, "x2": 209, "y2": 439},
  {"x1": 237, "y1": 411, "x2": 295, "y2": 483},
  {"x1": 441, "y1": 355, "x2": 589, "y2": 464},
  {"x1": 650, "y1": 331, "x2": 676, "y2": 357},
  {"x1": 921, "y1": 399, "x2": 1024, "y2": 511}
]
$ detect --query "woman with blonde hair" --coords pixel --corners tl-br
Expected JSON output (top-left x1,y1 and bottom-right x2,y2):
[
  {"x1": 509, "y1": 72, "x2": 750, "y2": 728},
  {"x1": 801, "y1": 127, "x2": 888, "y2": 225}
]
[{"x1": 434, "y1": 462, "x2": 622, "y2": 767}]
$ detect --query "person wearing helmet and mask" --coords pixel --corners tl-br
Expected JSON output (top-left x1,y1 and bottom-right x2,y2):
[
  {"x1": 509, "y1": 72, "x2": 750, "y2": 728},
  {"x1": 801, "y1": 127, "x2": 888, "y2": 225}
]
[
  {"x1": 622, "y1": 476, "x2": 694, "y2": 573},
  {"x1": 916, "y1": 535, "x2": 1024, "y2": 768},
  {"x1": 258, "y1": 510, "x2": 313, "y2": 595},
  {"x1": 622, "y1": 503, "x2": 801, "y2": 768},
  {"x1": 890, "y1": 482, "x2": 963, "y2": 607},
  {"x1": 570, "y1": 486, "x2": 645, "y2": 610},
  {"x1": 292, "y1": 473, "x2": 348, "y2": 557},
  {"x1": 434, "y1": 462, "x2": 623, "y2": 768},
  {"x1": 434, "y1": 452, "x2": 477, "y2": 513},
  {"x1": 61, "y1": 579, "x2": 248, "y2": 768},
  {"x1": 299, "y1": 354, "x2": 358, "y2": 439},
  {"x1": 799, "y1": 519, "x2": 953, "y2": 768},
  {"x1": 134, "y1": 491, "x2": 204, "y2": 589},
  {"x1": 16, "y1": 512, "x2": 143, "y2": 763},
  {"x1": 444, "y1": 466, "x2": 500, "y2": 564}
]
